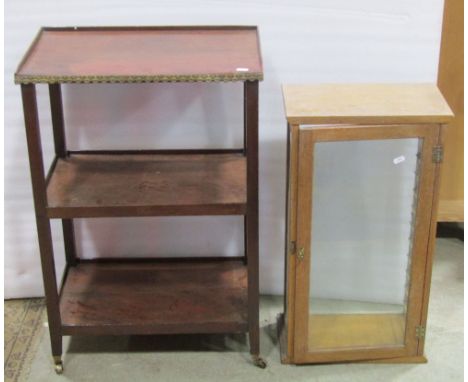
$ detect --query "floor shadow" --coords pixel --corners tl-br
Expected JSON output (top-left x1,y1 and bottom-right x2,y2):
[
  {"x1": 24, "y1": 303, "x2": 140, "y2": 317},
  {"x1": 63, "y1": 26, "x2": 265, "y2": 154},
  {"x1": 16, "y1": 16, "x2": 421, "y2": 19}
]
[
  {"x1": 436, "y1": 222, "x2": 464, "y2": 241},
  {"x1": 261, "y1": 321, "x2": 279, "y2": 358},
  {"x1": 66, "y1": 332, "x2": 248, "y2": 354}
]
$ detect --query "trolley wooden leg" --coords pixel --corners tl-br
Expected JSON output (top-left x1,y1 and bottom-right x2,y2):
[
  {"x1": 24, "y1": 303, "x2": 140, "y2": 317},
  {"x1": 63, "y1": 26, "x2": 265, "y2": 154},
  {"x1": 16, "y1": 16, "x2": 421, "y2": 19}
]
[
  {"x1": 36, "y1": 216, "x2": 63, "y2": 372},
  {"x1": 62, "y1": 219, "x2": 77, "y2": 266},
  {"x1": 244, "y1": 80, "x2": 266, "y2": 368},
  {"x1": 49, "y1": 84, "x2": 78, "y2": 267},
  {"x1": 22, "y1": 84, "x2": 63, "y2": 373}
]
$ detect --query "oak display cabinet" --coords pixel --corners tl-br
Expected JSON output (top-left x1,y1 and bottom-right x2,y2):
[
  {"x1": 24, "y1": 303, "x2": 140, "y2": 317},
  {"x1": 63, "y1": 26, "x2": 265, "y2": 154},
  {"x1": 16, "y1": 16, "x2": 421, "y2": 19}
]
[
  {"x1": 15, "y1": 26, "x2": 264, "y2": 373},
  {"x1": 279, "y1": 84, "x2": 453, "y2": 364}
]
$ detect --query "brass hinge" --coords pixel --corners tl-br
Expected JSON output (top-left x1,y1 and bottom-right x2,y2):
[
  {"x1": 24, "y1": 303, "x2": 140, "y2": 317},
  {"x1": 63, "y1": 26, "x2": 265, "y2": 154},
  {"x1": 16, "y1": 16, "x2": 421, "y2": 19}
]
[
  {"x1": 289, "y1": 241, "x2": 297, "y2": 254},
  {"x1": 416, "y1": 325, "x2": 426, "y2": 339},
  {"x1": 297, "y1": 247, "x2": 305, "y2": 262},
  {"x1": 289, "y1": 241, "x2": 305, "y2": 262},
  {"x1": 432, "y1": 145, "x2": 443, "y2": 163}
]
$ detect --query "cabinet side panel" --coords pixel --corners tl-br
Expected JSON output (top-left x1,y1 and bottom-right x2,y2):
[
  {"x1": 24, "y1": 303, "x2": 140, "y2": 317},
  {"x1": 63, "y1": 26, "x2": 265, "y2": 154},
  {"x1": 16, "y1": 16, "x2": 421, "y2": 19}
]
[
  {"x1": 292, "y1": 127, "x2": 315, "y2": 359},
  {"x1": 284, "y1": 123, "x2": 299, "y2": 361},
  {"x1": 417, "y1": 124, "x2": 445, "y2": 355}
]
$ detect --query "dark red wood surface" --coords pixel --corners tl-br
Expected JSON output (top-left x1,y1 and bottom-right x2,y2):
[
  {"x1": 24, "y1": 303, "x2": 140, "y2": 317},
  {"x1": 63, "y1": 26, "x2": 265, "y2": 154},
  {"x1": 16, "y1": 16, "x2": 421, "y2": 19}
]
[
  {"x1": 18, "y1": 26, "x2": 262, "y2": 363},
  {"x1": 49, "y1": 84, "x2": 78, "y2": 267},
  {"x1": 60, "y1": 259, "x2": 248, "y2": 335},
  {"x1": 21, "y1": 84, "x2": 62, "y2": 357},
  {"x1": 46, "y1": 153, "x2": 247, "y2": 218},
  {"x1": 244, "y1": 81, "x2": 260, "y2": 355},
  {"x1": 16, "y1": 27, "x2": 263, "y2": 82}
]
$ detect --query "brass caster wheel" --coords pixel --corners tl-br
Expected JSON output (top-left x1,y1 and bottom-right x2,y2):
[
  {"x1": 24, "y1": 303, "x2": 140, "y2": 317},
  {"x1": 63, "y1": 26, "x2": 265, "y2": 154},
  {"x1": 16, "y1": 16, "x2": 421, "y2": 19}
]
[
  {"x1": 252, "y1": 355, "x2": 267, "y2": 369},
  {"x1": 54, "y1": 363, "x2": 64, "y2": 375},
  {"x1": 53, "y1": 356, "x2": 63, "y2": 375}
]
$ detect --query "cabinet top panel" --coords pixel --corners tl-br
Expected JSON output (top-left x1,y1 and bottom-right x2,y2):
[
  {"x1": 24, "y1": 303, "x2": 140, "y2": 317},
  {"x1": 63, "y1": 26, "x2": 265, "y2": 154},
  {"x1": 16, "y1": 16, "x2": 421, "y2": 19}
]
[
  {"x1": 283, "y1": 84, "x2": 453, "y2": 125},
  {"x1": 15, "y1": 26, "x2": 263, "y2": 84}
]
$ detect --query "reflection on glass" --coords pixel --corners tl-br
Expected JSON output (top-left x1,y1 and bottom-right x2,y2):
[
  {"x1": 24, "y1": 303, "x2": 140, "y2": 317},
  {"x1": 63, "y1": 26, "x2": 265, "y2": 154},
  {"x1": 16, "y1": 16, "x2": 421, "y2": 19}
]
[{"x1": 308, "y1": 138, "x2": 420, "y2": 351}]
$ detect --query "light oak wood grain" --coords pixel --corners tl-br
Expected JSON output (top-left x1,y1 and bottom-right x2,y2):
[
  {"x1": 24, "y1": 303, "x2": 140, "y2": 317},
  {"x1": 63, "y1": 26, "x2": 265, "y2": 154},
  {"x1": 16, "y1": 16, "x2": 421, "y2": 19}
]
[
  {"x1": 437, "y1": 0, "x2": 464, "y2": 221},
  {"x1": 438, "y1": 200, "x2": 464, "y2": 222},
  {"x1": 308, "y1": 314, "x2": 405, "y2": 350},
  {"x1": 284, "y1": 124, "x2": 299, "y2": 360},
  {"x1": 283, "y1": 84, "x2": 453, "y2": 125},
  {"x1": 417, "y1": 124, "x2": 444, "y2": 356}
]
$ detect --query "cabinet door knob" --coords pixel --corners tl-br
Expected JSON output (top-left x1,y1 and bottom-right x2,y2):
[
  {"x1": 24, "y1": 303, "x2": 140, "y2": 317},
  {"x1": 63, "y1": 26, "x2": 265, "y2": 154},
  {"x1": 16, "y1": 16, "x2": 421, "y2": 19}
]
[{"x1": 297, "y1": 247, "x2": 305, "y2": 262}]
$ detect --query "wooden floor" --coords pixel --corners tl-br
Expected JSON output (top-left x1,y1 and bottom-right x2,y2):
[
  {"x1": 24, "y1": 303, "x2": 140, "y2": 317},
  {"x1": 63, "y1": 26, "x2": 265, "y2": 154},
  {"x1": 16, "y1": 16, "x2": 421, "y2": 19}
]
[
  {"x1": 60, "y1": 259, "x2": 248, "y2": 335},
  {"x1": 308, "y1": 313, "x2": 406, "y2": 350}
]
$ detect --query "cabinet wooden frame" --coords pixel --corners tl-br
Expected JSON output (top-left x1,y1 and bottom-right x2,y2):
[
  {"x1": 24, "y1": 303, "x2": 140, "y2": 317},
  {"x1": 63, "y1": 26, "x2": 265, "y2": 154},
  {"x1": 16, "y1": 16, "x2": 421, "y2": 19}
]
[{"x1": 282, "y1": 123, "x2": 443, "y2": 364}]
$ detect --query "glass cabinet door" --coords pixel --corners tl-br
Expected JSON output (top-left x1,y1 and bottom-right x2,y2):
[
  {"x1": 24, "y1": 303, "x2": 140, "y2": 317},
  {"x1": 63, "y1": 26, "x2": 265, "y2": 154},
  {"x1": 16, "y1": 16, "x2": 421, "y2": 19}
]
[{"x1": 293, "y1": 124, "x2": 439, "y2": 363}]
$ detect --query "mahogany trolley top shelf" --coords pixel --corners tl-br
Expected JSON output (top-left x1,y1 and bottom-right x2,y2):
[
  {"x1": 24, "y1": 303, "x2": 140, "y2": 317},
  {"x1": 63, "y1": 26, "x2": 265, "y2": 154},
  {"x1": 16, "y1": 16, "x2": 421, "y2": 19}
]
[{"x1": 15, "y1": 26, "x2": 263, "y2": 84}]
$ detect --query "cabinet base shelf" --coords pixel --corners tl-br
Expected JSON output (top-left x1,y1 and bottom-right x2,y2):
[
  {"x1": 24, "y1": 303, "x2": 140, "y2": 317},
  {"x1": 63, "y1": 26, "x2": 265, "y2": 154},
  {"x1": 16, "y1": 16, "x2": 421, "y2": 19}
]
[
  {"x1": 277, "y1": 314, "x2": 424, "y2": 365},
  {"x1": 60, "y1": 259, "x2": 248, "y2": 336}
]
